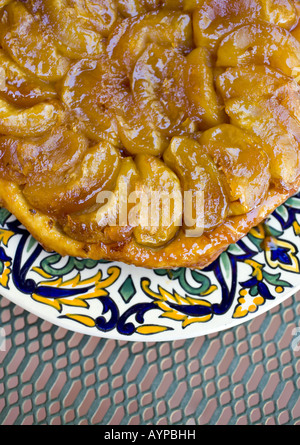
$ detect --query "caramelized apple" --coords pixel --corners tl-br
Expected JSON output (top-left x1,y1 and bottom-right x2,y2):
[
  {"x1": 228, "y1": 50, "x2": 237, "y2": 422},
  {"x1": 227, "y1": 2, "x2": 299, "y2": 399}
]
[
  {"x1": 32, "y1": 0, "x2": 105, "y2": 59},
  {"x1": 217, "y1": 65, "x2": 290, "y2": 102},
  {"x1": 115, "y1": 0, "x2": 183, "y2": 17},
  {"x1": 225, "y1": 97, "x2": 300, "y2": 185},
  {"x1": 218, "y1": 65, "x2": 300, "y2": 139},
  {"x1": 192, "y1": 0, "x2": 297, "y2": 53},
  {"x1": 0, "y1": 136, "x2": 25, "y2": 184},
  {"x1": 185, "y1": 47, "x2": 227, "y2": 129},
  {"x1": 0, "y1": 1, "x2": 69, "y2": 81},
  {"x1": 217, "y1": 62, "x2": 300, "y2": 185},
  {"x1": 0, "y1": 1, "x2": 12, "y2": 9},
  {"x1": 75, "y1": 0, "x2": 117, "y2": 37},
  {"x1": 216, "y1": 22, "x2": 300, "y2": 78},
  {"x1": 29, "y1": 0, "x2": 116, "y2": 37},
  {"x1": 63, "y1": 158, "x2": 139, "y2": 244},
  {"x1": 0, "y1": 98, "x2": 62, "y2": 137},
  {"x1": 292, "y1": 18, "x2": 300, "y2": 43},
  {"x1": 276, "y1": 81, "x2": 300, "y2": 125},
  {"x1": 162, "y1": 0, "x2": 184, "y2": 10},
  {"x1": 263, "y1": 0, "x2": 298, "y2": 28},
  {"x1": 0, "y1": 50, "x2": 57, "y2": 107},
  {"x1": 0, "y1": 127, "x2": 88, "y2": 184},
  {"x1": 61, "y1": 58, "x2": 122, "y2": 146},
  {"x1": 116, "y1": 0, "x2": 162, "y2": 17},
  {"x1": 132, "y1": 44, "x2": 189, "y2": 136},
  {"x1": 164, "y1": 136, "x2": 228, "y2": 231},
  {"x1": 199, "y1": 124, "x2": 271, "y2": 214},
  {"x1": 133, "y1": 154, "x2": 183, "y2": 247},
  {"x1": 107, "y1": 11, "x2": 193, "y2": 73},
  {"x1": 116, "y1": 105, "x2": 169, "y2": 156},
  {"x1": 23, "y1": 141, "x2": 121, "y2": 215}
]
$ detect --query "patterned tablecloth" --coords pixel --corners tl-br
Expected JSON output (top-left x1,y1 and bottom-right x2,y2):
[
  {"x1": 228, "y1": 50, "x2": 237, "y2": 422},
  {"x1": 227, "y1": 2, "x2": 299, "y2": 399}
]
[{"x1": 0, "y1": 292, "x2": 299, "y2": 425}]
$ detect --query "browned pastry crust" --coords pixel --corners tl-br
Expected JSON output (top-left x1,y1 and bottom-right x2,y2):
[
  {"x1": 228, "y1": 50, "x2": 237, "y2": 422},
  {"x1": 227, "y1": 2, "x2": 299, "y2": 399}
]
[{"x1": 1, "y1": 178, "x2": 299, "y2": 269}]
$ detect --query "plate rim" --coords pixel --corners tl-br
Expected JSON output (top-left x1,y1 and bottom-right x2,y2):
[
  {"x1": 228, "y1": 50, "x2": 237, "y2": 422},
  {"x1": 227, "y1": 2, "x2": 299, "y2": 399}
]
[
  {"x1": 1, "y1": 192, "x2": 300, "y2": 342},
  {"x1": 1, "y1": 278, "x2": 298, "y2": 342}
]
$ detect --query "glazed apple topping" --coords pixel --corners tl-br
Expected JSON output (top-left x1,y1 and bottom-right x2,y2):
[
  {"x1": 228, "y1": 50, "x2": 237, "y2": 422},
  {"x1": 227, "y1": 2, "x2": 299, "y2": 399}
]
[
  {"x1": 62, "y1": 157, "x2": 139, "y2": 244},
  {"x1": 0, "y1": 0, "x2": 300, "y2": 250},
  {"x1": 0, "y1": 2, "x2": 70, "y2": 81},
  {"x1": 199, "y1": 124, "x2": 271, "y2": 214},
  {"x1": 22, "y1": 140, "x2": 121, "y2": 216},
  {"x1": 216, "y1": 22, "x2": 300, "y2": 78},
  {"x1": 164, "y1": 136, "x2": 229, "y2": 232},
  {"x1": 191, "y1": 0, "x2": 298, "y2": 53}
]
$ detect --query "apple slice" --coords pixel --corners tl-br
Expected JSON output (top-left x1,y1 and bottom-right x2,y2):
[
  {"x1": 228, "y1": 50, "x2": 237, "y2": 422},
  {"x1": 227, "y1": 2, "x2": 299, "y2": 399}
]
[
  {"x1": 107, "y1": 10, "x2": 193, "y2": 73},
  {"x1": 116, "y1": 0, "x2": 162, "y2": 17},
  {"x1": 34, "y1": 0, "x2": 105, "y2": 59},
  {"x1": 0, "y1": 127, "x2": 88, "y2": 184},
  {"x1": 199, "y1": 124, "x2": 271, "y2": 214},
  {"x1": 225, "y1": 96, "x2": 300, "y2": 185},
  {"x1": 0, "y1": 1, "x2": 11, "y2": 7},
  {"x1": 61, "y1": 58, "x2": 122, "y2": 146},
  {"x1": 0, "y1": 49, "x2": 57, "y2": 107},
  {"x1": 191, "y1": 0, "x2": 297, "y2": 53},
  {"x1": 217, "y1": 65, "x2": 290, "y2": 102},
  {"x1": 23, "y1": 141, "x2": 121, "y2": 216},
  {"x1": 0, "y1": 1, "x2": 69, "y2": 81},
  {"x1": 133, "y1": 154, "x2": 183, "y2": 247},
  {"x1": 217, "y1": 63, "x2": 300, "y2": 185},
  {"x1": 216, "y1": 22, "x2": 300, "y2": 78},
  {"x1": 0, "y1": 98, "x2": 62, "y2": 137},
  {"x1": 185, "y1": 47, "x2": 227, "y2": 129},
  {"x1": 164, "y1": 136, "x2": 228, "y2": 232},
  {"x1": 132, "y1": 44, "x2": 189, "y2": 135},
  {"x1": 76, "y1": 0, "x2": 117, "y2": 37},
  {"x1": 63, "y1": 158, "x2": 139, "y2": 244}
]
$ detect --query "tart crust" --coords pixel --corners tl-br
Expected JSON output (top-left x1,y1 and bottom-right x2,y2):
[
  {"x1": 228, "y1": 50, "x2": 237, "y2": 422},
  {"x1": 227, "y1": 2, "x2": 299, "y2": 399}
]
[{"x1": 1, "y1": 178, "x2": 299, "y2": 269}]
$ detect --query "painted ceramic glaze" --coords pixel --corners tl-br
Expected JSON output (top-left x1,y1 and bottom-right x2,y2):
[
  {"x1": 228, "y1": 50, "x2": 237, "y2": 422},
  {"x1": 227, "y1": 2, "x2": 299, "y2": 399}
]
[{"x1": 1, "y1": 191, "x2": 300, "y2": 341}]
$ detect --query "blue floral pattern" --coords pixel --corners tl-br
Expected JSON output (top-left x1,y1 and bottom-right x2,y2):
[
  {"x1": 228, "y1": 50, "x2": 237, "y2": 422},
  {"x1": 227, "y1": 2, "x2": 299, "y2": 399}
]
[{"x1": 0, "y1": 191, "x2": 300, "y2": 340}]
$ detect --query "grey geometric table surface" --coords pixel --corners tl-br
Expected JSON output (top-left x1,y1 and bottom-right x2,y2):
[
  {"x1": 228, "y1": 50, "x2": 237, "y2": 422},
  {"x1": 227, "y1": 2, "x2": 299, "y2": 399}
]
[{"x1": 0, "y1": 292, "x2": 299, "y2": 425}]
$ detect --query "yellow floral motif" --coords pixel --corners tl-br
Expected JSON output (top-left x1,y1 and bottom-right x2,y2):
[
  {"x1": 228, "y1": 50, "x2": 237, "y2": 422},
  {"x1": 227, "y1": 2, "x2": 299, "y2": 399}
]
[
  {"x1": 31, "y1": 266, "x2": 121, "y2": 312},
  {"x1": 264, "y1": 237, "x2": 300, "y2": 273},
  {"x1": 62, "y1": 314, "x2": 96, "y2": 327},
  {"x1": 0, "y1": 229, "x2": 15, "y2": 246},
  {"x1": 200, "y1": 285, "x2": 218, "y2": 296},
  {"x1": 250, "y1": 223, "x2": 300, "y2": 273},
  {"x1": 136, "y1": 325, "x2": 171, "y2": 335},
  {"x1": 292, "y1": 221, "x2": 300, "y2": 236},
  {"x1": 233, "y1": 291, "x2": 265, "y2": 319},
  {"x1": 0, "y1": 261, "x2": 11, "y2": 288},
  {"x1": 245, "y1": 259, "x2": 264, "y2": 281},
  {"x1": 142, "y1": 279, "x2": 213, "y2": 328},
  {"x1": 249, "y1": 224, "x2": 266, "y2": 240},
  {"x1": 32, "y1": 267, "x2": 53, "y2": 279}
]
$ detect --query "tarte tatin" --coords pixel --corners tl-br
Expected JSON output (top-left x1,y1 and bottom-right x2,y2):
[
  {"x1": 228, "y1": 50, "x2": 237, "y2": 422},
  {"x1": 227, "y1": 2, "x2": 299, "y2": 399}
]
[{"x1": 1, "y1": 0, "x2": 300, "y2": 269}]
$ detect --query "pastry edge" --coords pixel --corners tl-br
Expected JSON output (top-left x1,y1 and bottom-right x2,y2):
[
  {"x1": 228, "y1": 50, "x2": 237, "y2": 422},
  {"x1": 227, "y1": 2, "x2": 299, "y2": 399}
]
[{"x1": 0, "y1": 178, "x2": 299, "y2": 270}]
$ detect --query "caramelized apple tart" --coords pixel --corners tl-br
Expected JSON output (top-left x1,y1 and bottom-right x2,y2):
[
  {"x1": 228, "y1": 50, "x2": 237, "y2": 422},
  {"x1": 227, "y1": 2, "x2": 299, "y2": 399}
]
[{"x1": 1, "y1": 0, "x2": 300, "y2": 269}]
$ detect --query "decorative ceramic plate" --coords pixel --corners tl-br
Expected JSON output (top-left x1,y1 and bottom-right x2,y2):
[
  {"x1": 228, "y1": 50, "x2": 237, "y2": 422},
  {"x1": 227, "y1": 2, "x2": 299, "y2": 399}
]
[{"x1": 1, "y1": 190, "x2": 300, "y2": 342}]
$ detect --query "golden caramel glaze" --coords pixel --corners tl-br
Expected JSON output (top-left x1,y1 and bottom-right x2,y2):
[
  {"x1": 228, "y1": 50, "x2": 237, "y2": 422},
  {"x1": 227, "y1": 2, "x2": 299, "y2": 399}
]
[
  {"x1": 0, "y1": 0, "x2": 300, "y2": 269},
  {"x1": 1, "y1": 177, "x2": 300, "y2": 269}
]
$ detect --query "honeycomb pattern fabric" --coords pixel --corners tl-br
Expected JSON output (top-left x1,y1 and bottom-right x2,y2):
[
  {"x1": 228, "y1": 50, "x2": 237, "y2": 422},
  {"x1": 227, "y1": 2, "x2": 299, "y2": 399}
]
[{"x1": 0, "y1": 293, "x2": 299, "y2": 425}]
